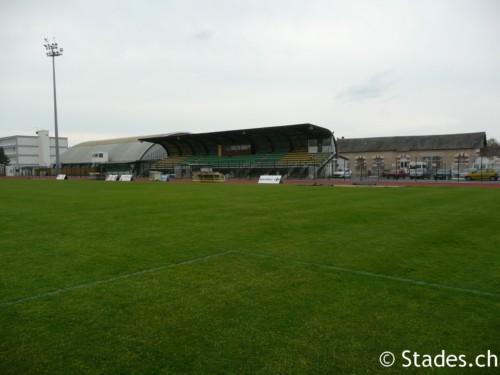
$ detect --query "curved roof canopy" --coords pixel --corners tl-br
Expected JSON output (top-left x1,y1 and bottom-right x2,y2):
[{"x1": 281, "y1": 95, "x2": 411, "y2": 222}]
[
  {"x1": 140, "y1": 123, "x2": 334, "y2": 156},
  {"x1": 61, "y1": 134, "x2": 181, "y2": 164}
]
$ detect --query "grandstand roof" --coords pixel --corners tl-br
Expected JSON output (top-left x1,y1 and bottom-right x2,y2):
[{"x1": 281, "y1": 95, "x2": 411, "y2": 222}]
[
  {"x1": 140, "y1": 123, "x2": 334, "y2": 156},
  {"x1": 337, "y1": 132, "x2": 487, "y2": 153},
  {"x1": 62, "y1": 134, "x2": 182, "y2": 164}
]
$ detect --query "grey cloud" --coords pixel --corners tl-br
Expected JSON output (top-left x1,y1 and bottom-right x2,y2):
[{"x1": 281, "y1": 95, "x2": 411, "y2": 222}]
[
  {"x1": 337, "y1": 70, "x2": 399, "y2": 102},
  {"x1": 193, "y1": 30, "x2": 214, "y2": 42}
]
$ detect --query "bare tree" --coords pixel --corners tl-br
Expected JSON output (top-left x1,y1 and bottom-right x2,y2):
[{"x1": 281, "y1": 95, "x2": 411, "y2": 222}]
[{"x1": 487, "y1": 138, "x2": 499, "y2": 146}]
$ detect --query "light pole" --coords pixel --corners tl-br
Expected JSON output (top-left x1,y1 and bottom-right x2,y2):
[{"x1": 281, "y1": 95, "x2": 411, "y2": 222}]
[{"x1": 44, "y1": 38, "x2": 63, "y2": 175}]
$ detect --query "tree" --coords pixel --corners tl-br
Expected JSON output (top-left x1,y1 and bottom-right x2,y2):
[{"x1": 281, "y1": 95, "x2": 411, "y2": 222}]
[
  {"x1": 0, "y1": 147, "x2": 10, "y2": 165},
  {"x1": 487, "y1": 138, "x2": 499, "y2": 146}
]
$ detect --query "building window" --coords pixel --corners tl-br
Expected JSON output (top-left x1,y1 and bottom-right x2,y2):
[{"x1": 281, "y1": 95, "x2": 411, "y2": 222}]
[
  {"x1": 422, "y1": 156, "x2": 442, "y2": 170},
  {"x1": 397, "y1": 154, "x2": 410, "y2": 170}
]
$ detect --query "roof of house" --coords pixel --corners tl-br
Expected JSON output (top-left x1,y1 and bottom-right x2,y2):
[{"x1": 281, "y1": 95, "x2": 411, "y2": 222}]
[{"x1": 337, "y1": 132, "x2": 487, "y2": 153}]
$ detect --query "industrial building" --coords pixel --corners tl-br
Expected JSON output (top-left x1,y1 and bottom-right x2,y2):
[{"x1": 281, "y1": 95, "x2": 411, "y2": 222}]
[{"x1": 0, "y1": 131, "x2": 68, "y2": 176}]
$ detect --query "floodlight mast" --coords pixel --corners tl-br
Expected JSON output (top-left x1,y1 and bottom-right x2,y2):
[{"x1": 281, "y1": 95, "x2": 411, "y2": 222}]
[{"x1": 44, "y1": 38, "x2": 63, "y2": 175}]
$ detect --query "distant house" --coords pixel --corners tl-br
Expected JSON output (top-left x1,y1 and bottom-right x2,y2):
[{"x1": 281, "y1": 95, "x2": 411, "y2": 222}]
[{"x1": 336, "y1": 132, "x2": 487, "y2": 175}]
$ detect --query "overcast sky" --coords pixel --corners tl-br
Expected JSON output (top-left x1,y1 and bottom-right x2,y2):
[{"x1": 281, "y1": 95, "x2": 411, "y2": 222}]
[{"x1": 1, "y1": 0, "x2": 499, "y2": 146}]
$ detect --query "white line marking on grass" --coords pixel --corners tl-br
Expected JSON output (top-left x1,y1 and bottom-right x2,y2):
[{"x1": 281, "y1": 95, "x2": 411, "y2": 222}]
[
  {"x1": 0, "y1": 251, "x2": 232, "y2": 307},
  {"x1": 3, "y1": 250, "x2": 497, "y2": 307},
  {"x1": 232, "y1": 251, "x2": 500, "y2": 298}
]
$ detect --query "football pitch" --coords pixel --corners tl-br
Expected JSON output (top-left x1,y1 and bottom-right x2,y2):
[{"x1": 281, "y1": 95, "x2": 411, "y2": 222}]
[{"x1": 1, "y1": 179, "x2": 498, "y2": 374}]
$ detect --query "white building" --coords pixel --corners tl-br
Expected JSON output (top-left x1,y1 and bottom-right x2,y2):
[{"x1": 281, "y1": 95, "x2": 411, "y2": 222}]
[{"x1": 0, "y1": 131, "x2": 68, "y2": 176}]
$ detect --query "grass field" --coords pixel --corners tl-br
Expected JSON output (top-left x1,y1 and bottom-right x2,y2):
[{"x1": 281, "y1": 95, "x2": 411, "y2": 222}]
[{"x1": 0, "y1": 179, "x2": 499, "y2": 374}]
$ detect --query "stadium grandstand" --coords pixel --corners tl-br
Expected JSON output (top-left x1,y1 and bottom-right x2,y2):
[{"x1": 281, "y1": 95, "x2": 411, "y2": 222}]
[
  {"x1": 59, "y1": 124, "x2": 336, "y2": 179},
  {"x1": 141, "y1": 123, "x2": 337, "y2": 179}
]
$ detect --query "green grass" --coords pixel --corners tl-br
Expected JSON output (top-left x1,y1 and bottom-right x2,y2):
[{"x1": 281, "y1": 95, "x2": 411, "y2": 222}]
[{"x1": 0, "y1": 179, "x2": 499, "y2": 374}]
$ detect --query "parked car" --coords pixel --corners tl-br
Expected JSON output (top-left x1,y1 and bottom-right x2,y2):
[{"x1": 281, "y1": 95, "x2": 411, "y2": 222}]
[
  {"x1": 382, "y1": 169, "x2": 407, "y2": 179},
  {"x1": 464, "y1": 168, "x2": 499, "y2": 181},
  {"x1": 433, "y1": 169, "x2": 452, "y2": 180},
  {"x1": 333, "y1": 168, "x2": 352, "y2": 178}
]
